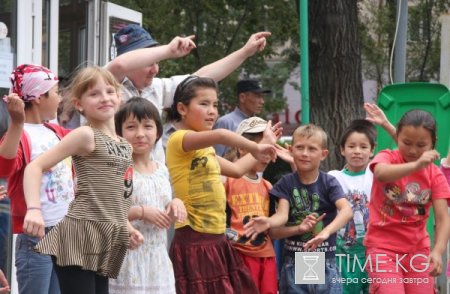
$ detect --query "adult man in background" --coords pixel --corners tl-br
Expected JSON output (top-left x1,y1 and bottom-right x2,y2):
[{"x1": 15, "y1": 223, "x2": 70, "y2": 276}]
[
  {"x1": 214, "y1": 78, "x2": 271, "y2": 156},
  {"x1": 107, "y1": 24, "x2": 271, "y2": 164}
]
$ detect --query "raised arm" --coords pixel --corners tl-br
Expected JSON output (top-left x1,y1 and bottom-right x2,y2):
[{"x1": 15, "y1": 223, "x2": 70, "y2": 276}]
[
  {"x1": 0, "y1": 94, "x2": 25, "y2": 159},
  {"x1": 106, "y1": 35, "x2": 196, "y2": 82},
  {"x1": 183, "y1": 128, "x2": 275, "y2": 157},
  {"x1": 194, "y1": 32, "x2": 271, "y2": 81},
  {"x1": 23, "y1": 126, "x2": 95, "y2": 237},
  {"x1": 364, "y1": 103, "x2": 397, "y2": 141}
]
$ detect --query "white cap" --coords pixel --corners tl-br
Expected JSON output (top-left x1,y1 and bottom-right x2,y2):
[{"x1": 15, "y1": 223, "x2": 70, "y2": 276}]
[{"x1": 236, "y1": 117, "x2": 267, "y2": 135}]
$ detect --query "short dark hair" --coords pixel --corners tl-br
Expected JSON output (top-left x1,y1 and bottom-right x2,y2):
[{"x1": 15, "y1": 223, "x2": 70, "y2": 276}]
[
  {"x1": 340, "y1": 119, "x2": 377, "y2": 150},
  {"x1": 397, "y1": 109, "x2": 436, "y2": 148},
  {"x1": 115, "y1": 97, "x2": 163, "y2": 142}
]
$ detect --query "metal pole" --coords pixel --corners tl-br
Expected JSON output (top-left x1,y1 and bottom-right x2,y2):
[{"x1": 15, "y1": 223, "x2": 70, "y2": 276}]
[
  {"x1": 300, "y1": 0, "x2": 310, "y2": 124},
  {"x1": 394, "y1": 0, "x2": 408, "y2": 83}
]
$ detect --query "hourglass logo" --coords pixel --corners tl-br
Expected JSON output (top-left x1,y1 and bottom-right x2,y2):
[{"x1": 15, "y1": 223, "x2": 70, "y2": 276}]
[{"x1": 295, "y1": 252, "x2": 325, "y2": 284}]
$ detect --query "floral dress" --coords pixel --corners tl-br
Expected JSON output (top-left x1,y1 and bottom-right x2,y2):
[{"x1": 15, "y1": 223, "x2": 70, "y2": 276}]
[{"x1": 110, "y1": 163, "x2": 176, "y2": 294}]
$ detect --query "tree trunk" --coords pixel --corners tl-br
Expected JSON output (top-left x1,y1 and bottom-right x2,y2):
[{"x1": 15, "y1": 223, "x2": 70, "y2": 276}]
[{"x1": 309, "y1": 0, "x2": 364, "y2": 171}]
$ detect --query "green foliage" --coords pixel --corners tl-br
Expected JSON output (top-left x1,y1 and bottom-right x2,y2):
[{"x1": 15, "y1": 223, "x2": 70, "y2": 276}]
[
  {"x1": 359, "y1": 0, "x2": 450, "y2": 92},
  {"x1": 109, "y1": 0, "x2": 299, "y2": 115}
]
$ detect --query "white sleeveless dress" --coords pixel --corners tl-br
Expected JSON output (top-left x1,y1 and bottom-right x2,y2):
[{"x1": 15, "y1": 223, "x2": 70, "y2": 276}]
[{"x1": 110, "y1": 164, "x2": 176, "y2": 294}]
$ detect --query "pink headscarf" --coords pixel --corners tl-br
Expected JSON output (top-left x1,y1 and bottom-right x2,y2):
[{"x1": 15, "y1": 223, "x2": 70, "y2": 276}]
[{"x1": 10, "y1": 64, "x2": 59, "y2": 102}]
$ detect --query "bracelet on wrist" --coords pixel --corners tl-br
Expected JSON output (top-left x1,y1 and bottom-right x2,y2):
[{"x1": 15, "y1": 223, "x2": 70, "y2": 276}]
[{"x1": 27, "y1": 206, "x2": 41, "y2": 211}]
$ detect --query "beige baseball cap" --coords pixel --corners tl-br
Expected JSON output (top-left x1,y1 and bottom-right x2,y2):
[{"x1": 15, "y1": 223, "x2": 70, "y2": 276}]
[{"x1": 236, "y1": 117, "x2": 268, "y2": 135}]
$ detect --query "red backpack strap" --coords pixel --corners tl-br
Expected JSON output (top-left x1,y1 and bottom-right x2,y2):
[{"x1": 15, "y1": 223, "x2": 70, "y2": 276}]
[
  {"x1": 43, "y1": 122, "x2": 67, "y2": 140},
  {"x1": 43, "y1": 122, "x2": 76, "y2": 181},
  {"x1": 20, "y1": 130, "x2": 32, "y2": 164}
]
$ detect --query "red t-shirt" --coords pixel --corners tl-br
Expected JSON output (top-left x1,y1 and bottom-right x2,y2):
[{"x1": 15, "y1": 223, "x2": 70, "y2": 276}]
[
  {"x1": 364, "y1": 149, "x2": 450, "y2": 252},
  {"x1": 224, "y1": 176, "x2": 275, "y2": 258}
]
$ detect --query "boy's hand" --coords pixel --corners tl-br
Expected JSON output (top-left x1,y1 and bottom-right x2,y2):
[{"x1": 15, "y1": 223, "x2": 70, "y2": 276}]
[
  {"x1": 128, "y1": 227, "x2": 144, "y2": 250},
  {"x1": 261, "y1": 120, "x2": 282, "y2": 145},
  {"x1": 5, "y1": 94, "x2": 25, "y2": 124},
  {"x1": 244, "y1": 216, "x2": 270, "y2": 239},
  {"x1": 242, "y1": 32, "x2": 271, "y2": 56},
  {"x1": 166, "y1": 198, "x2": 187, "y2": 224},
  {"x1": 416, "y1": 150, "x2": 440, "y2": 170},
  {"x1": 275, "y1": 144, "x2": 294, "y2": 164},
  {"x1": 364, "y1": 103, "x2": 388, "y2": 126},
  {"x1": 298, "y1": 213, "x2": 325, "y2": 234},
  {"x1": 168, "y1": 35, "x2": 196, "y2": 58},
  {"x1": 0, "y1": 269, "x2": 10, "y2": 293},
  {"x1": 23, "y1": 209, "x2": 45, "y2": 238},
  {"x1": 251, "y1": 143, "x2": 277, "y2": 164},
  {"x1": 303, "y1": 229, "x2": 330, "y2": 251},
  {"x1": 428, "y1": 250, "x2": 442, "y2": 276},
  {"x1": 143, "y1": 206, "x2": 171, "y2": 229},
  {"x1": 0, "y1": 186, "x2": 7, "y2": 201}
]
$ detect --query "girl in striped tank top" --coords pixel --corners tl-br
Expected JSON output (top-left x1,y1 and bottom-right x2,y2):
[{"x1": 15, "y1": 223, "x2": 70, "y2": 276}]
[
  {"x1": 164, "y1": 76, "x2": 279, "y2": 294},
  {"x1": 22, "y1": 66, "x2": 144, "y2": 294}
]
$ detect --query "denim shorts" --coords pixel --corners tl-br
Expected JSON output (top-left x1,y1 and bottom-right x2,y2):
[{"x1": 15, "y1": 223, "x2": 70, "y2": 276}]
[
  {"x1": 279, "y1": 255, "x2": 342, "y2": 294},
  {"x1": 15, "y1": 233, "x2": 60, "y2": 294}
]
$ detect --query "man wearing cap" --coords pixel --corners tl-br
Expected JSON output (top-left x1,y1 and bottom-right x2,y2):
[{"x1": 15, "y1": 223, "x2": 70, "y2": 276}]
[
  {"x1": 106, "y1": 24, "x2": 271, "y2": 164},
  {"x1": 214, "y1": 78, "x2": 271, "y2": 156}
]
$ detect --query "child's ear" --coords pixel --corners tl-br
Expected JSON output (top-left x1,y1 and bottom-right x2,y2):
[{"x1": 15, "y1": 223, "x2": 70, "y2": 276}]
[
  {"x1": 72, "y1": 98, "x2": 81, "y2": 110},
  {"x1": 176, "y1": 102, "x2": 187, "y2": 117},
  {"x1": 321, "y1": 148, "x2": 329, "y2": 160},
  {"x1": 340, "y1": 147, "x2": 345, "y2": 157}
]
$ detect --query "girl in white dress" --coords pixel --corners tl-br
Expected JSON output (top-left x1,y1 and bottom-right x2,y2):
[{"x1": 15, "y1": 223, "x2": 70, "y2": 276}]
[{"x1": 110, "y1": 97, "x2": 186, "y2": 294}]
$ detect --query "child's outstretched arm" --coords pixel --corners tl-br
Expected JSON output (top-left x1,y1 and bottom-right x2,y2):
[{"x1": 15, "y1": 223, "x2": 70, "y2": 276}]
[
  {"x1": 428, "y1": 198, "x2": 450, "y2": 276},
  {"x1": 194, "y1": 32, "x2": 271, "y2": 82},
  {"x1": 243, "y1": 198, "x2": 290, "y2": 239},
  {"x1": 270, "y1": 212, "x2": 326, "y2": 240},
  {"x1": 182, "y1": 127, "x2": 276, "y2": 178},
  {"x1": 0, "y1": 94, "x2": 25, "y2": 160},
  {"x1": 364, "y1": 102, "x2": 397, "y2": 142},
  {"x1": 303, "y1": 198, "x2": 352, "y2": 251},
  {"x1": 374, "y1": 149, "x2": 440, "y2": 182},
  {"x1": 23, "y1": 126, "x2": 96, "y2": 238},
  {"x1": 106, "y1": 35, "x2": 196, "y2": 82}
]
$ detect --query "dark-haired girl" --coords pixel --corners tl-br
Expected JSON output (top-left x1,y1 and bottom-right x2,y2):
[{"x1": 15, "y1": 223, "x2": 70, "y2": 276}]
[
  {"x1": 365, "y1": 109, "x2": 450, "y2": 293},
  {"x1": 110, "y1": 97, "x2": 186, "y2": 294},
  {"x1": 165, "y1": 76, "x2": 279, "y2": 293}
]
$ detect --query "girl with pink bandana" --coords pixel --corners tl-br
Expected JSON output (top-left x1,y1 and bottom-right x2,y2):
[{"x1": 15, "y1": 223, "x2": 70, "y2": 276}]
[{"x1": 0, "y1": 64, "x2": 74, "y2": 294}]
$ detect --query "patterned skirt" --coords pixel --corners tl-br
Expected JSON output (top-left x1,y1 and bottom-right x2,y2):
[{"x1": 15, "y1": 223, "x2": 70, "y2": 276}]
[{"x1": 169, "y1": 226, "x2": 258, "y2": 294}]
